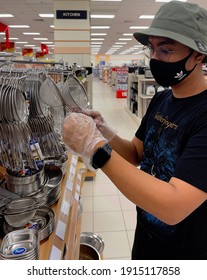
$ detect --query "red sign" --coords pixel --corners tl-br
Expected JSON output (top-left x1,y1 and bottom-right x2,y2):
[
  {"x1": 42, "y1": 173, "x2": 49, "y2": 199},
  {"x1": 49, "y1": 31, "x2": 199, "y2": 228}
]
[
  {"x1": 22, "y1": 48, "x2": 33, "y2": 56},
  {"x1": 0, "y1": 41, "x2": 14, "y2": 52},
  {"x1": 36, "y1": 51, "x2": 45, "y2": 58}
]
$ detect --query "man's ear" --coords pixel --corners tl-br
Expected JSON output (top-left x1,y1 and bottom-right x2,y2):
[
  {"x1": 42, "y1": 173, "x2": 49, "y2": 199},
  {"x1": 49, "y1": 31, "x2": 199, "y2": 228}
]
[{"x1": 195, "y1": 51, "x2": 206, "y2": 62}]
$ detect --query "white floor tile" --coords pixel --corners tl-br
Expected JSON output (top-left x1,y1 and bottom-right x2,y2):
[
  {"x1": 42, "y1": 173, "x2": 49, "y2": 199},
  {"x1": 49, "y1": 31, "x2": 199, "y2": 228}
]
[
  {"x1": 94, "y1": 195, "x2": 122, "y2": 212},
  {"x1": 82, "y1": 196, "x2": 93, "y2": 213},
  {"x1": 81, "y1": 212, "x2": 93, "y2": 233},
  {"x1": 94, "y1": 211, "x2": 125, "y2": 232},
  {"x1": 123, "y1": 210, "x2": 137, "y2": 230},
  {"x1": 119, "y1": 195, "x2": 136, "y2": 211},
  {"x1": 98, "y1": 231, "x2": 131, "y2": 260},
  {"x1": 127, "y1": 230, "x2": 135, "y2": 251},
  {"x1": 81, "y1": 181, "x2": 93, "y2": 197}
]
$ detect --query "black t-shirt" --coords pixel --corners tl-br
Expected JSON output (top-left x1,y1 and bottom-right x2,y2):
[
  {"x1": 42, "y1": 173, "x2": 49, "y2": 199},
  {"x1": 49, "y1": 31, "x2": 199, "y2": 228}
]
[{"x1": 135, "y1": 89, "x2": 207, "y2": 257}]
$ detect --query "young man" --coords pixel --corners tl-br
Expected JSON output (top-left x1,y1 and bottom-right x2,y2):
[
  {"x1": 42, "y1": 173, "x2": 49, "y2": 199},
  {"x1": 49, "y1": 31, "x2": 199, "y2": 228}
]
[{"x1": 62, "y1": 1, "x2": 207, "y2": 259}]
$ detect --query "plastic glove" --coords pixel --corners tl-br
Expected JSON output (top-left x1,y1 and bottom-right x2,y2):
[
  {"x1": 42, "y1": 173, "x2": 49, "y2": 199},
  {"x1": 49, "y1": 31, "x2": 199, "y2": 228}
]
[
  {"x1": 62, "y1": 112, "x2": 107, "y2": 171},
  {"x1": 83, "y1": 110, "x2": 117, "y2": 142}
]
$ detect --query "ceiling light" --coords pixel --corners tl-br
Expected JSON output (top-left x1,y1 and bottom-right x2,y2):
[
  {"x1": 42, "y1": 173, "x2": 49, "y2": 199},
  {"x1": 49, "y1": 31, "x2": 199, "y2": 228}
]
[
  {"x1": 123, "y1": 33, "x2": 133, "y2": 36},
  {"x1": 155, "y1": 0, "x2": 187, "y2": 2},
  {"x1": 33, "y1": 38, "x2": 48, "y2": 40},
  {"x1": 0, "y1": 14, "x2": 13, "y2": 17},
  {"x1": 5, "y1": 37, "x2": 18, "y2": 40},
  {"x1": 91, "y1": 38, "x2": 105, "y2": 40},
  {"x1": 91, "y1": 0, "x2": 122, "y2": 1},
  {"x1": 91, "y1": 15, "x2": 115, "y2": 19},
  {"x1": 39, "y1": 14, "x2": 54, "y2": 18},
  {"x1": 23, "y1": 32, "x2": 40, "y2": 35},
  {"x1": 91, "y1": 42, "x2": 103, "y2": 45},
  {"x1": 16, "y1": 42, "x2": 28, "y2": 44},
  {"x1": 118, "y1": 38, "x2": 132, "y2": 41},
  {"x1": 91, "y1": 26, "x2": 110, "y2": 29},
  {"x1": 91, "y1": 33, "x2": 107, "y2": 36},
  {"x1": 115, "y1": 42, "x2": 127, "y2": 45},
  {"x1": 139, "y1": 15, "x2": 155, "y2": 19},
  {"x1": 9, "y1": 25, "x2": 30, "y2": 28},
  {"x1": 24, "y1": 45, "x2": 36, "y2": 47},
  {"x1": 129, "y1": 26, "x2": 149, "y2": 29},
  {"x1": 50, "y1": 25, "x2": 54, "y2": 28}
]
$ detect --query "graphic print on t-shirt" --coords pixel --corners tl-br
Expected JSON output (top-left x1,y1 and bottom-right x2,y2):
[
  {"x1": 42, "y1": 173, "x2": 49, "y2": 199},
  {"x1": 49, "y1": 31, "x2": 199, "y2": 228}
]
[{"x1": 139, "y1": 116, "x2": 179, "y2": 235}]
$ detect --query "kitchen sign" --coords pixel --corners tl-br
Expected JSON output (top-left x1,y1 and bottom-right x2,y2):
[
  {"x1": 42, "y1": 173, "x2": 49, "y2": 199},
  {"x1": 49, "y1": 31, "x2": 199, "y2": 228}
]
[{"x1": 56, "y1": 10, "x2": 87, "y2": 19}]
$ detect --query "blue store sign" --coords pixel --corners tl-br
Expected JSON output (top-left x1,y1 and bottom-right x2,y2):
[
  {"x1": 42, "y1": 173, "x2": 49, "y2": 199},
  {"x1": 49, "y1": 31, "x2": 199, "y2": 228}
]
[{"x1": 56, "y1": 10, "x2": 87, "y2": 19}]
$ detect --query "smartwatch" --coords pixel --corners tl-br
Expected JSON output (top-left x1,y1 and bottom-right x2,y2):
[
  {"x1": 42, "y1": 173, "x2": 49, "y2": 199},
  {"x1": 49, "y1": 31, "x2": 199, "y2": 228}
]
[{"x1": 91, "y1": 143, "x2": 112, "y2": 169}]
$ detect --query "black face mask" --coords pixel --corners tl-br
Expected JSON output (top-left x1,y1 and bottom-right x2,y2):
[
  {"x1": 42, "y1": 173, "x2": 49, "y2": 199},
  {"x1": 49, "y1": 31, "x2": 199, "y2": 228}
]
[{"x1": 149, "y1": 51, "x2": 197, "y2": 87}]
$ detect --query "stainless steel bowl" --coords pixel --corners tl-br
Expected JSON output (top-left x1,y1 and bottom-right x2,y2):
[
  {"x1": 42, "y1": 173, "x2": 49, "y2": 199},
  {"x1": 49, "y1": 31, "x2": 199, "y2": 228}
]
[
  {"x1": 4, "y1": 209, "x2": 37, "y2": 228},
  {"x1": 80, "y1": 232, "x2": 104, "y2": 254},
  {"x1": 6, "y1": 197, "x2": 37, "y2": 213},
  {"x1": 44, "y1": 154, "x2": 67, "y2": 176},
  {"x1": 44, "y1": 165, "x2": 63, "y2": 188}
]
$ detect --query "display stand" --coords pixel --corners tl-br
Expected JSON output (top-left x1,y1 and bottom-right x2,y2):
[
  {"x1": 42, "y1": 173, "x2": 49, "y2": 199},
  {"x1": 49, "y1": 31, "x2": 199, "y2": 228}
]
[{"x1": 39, "y1": 153, "x2": 87, "y2": 260}]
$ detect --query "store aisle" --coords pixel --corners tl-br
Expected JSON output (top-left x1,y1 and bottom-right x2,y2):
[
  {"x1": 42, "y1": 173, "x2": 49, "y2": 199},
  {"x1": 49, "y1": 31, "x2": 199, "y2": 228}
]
[{"x1": 81, "y1": 77, "x2": 139, "y2": 260}]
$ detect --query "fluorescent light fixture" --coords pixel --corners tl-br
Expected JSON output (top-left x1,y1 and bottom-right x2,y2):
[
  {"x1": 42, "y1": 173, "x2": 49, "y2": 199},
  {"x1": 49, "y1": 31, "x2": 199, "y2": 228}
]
[
  {"x1": 16, "y1": 42, "x2": 28, "y2": 44},
  {"x1": 129, "y1": 26, "x2": 149, "y2": 29},
  {"x1": 91, "y1": 33, "x2": 107, "y2": 36},
  {"x1": 123, "y1": 33, "x2": 133, "y2": 36},
  {"x1": 118, "y1": 38, "x2": 132, "y2": 41},
  {"x1": 155, "y1": 0, "x2": 187, "y2": 2},
  {"x1": 91, "y1": 26, "x2": 110, "y2": 29},
  {"x1": 9, "y1": 25, "x2": 30, "y2": 28},
  {"x1": 91, "y1": 38, "x2": 105, "y2": 41},
  {"x1": 91, "y1": 0, "x2": 122, "y2": 1},
  {"x1": 4, "y1": 37, "x2": 18, "y2": 40},
  {"x1": 23, "y1": 32, "x2": 40, "y2": 35},
  {"x1": 115, "y1": 42, "x2": 127, "y2": 44},
  {"x1": 39, "y1": 14, "x2": 54, "y2": 18},
  {"x1": 33, "y1": 38, "x2": 48, "y2": 40},
  {"x1": 24, "y1": 45, "x2": 35, "y2": 47},
  {"x1": 50, "y1": 25, "x2": 54, "y2": 28},
  {"x1": 139, "y1": 15, "x2": 155, "y2": 19},
  {"x1": 42, "y1": 42, "x2": 53, "y2": 44},
  {"x1": 0, "y1": 14, "x2": 13, "y2": 17},
  {"x1": 91, "y1": 44, "x2": 102, "y2": 48},
  {"x1": 91, "y1": 42, "x2": 103, "y2": 45},
  {"x1": 91, "y1": 15, "x2": 115, "y2": 19}
]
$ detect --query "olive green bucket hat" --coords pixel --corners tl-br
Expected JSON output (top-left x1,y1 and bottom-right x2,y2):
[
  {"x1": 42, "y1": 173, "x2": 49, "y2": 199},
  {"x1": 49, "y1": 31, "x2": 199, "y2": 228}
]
[{"x1": 133, "y1": 0, "x2": 207, "y2": 62}]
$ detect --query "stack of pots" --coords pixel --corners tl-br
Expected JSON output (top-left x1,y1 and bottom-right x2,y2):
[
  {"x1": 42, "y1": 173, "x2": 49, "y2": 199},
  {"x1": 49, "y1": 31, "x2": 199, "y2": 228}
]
[{"x1": 6, "y1": 167, "x2": 45, "y2": 197}]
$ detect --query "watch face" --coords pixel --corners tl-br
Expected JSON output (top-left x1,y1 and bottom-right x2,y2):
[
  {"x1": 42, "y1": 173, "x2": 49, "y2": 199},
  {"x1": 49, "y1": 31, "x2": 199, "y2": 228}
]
[{"x1": 92, "y1": 144, "x2": 112, "y2": 169}]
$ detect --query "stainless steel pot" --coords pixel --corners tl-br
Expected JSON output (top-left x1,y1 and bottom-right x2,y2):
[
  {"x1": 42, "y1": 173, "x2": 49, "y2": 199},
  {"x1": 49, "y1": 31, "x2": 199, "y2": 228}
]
[{"x1": 79, "y1": 243, "x2": 100, "y2": 260}]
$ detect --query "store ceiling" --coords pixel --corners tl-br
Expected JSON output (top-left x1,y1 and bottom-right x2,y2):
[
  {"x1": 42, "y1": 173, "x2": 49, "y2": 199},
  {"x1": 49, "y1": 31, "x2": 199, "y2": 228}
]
[{"x1": 0, "y1": 0, "x2": 207, "y2": 57}]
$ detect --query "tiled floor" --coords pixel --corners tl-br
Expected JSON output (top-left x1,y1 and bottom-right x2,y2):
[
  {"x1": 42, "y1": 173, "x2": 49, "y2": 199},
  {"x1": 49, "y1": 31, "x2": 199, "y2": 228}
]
[{"x1": 80, "y1": 77, "x2": 139, "y2": 260}]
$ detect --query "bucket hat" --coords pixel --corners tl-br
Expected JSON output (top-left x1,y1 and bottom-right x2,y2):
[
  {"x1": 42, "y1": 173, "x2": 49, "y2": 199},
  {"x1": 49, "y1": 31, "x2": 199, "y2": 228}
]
[{"x1": 133, "y1": 1, "x2": 207, "y2": 61}]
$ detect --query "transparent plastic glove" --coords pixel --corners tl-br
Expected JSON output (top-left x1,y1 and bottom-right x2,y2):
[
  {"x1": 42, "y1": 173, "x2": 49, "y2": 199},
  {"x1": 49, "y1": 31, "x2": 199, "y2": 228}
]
[
  {"x1": 83, "y1": 110, "x2": 117, "y2": 142},
  {"x1": 62, "y1": 112, "x2": 107, "y2": 171}
]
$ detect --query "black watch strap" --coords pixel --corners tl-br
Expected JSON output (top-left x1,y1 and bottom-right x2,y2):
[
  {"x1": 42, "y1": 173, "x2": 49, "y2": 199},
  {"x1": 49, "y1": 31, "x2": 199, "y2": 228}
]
[{"x1": 92, "y1": 143, "x2": 112, "y2": 169}]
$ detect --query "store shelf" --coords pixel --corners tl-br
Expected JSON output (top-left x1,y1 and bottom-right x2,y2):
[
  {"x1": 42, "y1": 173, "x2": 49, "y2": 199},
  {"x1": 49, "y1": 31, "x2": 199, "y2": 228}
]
[
  {"x1": 39, "y1": 153, "x2": 87, "y2": 260},
  {"x1": 127, "y1": 74, "x2": 158, "y2": 121},
  {"x1": 0, "y1": 153, "x2": 87, "y2": 260}
]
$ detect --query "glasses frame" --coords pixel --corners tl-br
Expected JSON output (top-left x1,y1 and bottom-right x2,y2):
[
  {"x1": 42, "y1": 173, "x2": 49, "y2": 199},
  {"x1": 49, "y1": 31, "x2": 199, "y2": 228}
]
[{"x1": 143, "y1": 45, "x2": 188, "y2": 62}]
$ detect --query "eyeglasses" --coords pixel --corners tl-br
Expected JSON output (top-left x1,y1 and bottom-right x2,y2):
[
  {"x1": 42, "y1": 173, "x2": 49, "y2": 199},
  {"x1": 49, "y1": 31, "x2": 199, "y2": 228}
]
[{"x1": 143, "y1": 45, "x2": 188, "y2": 62}]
